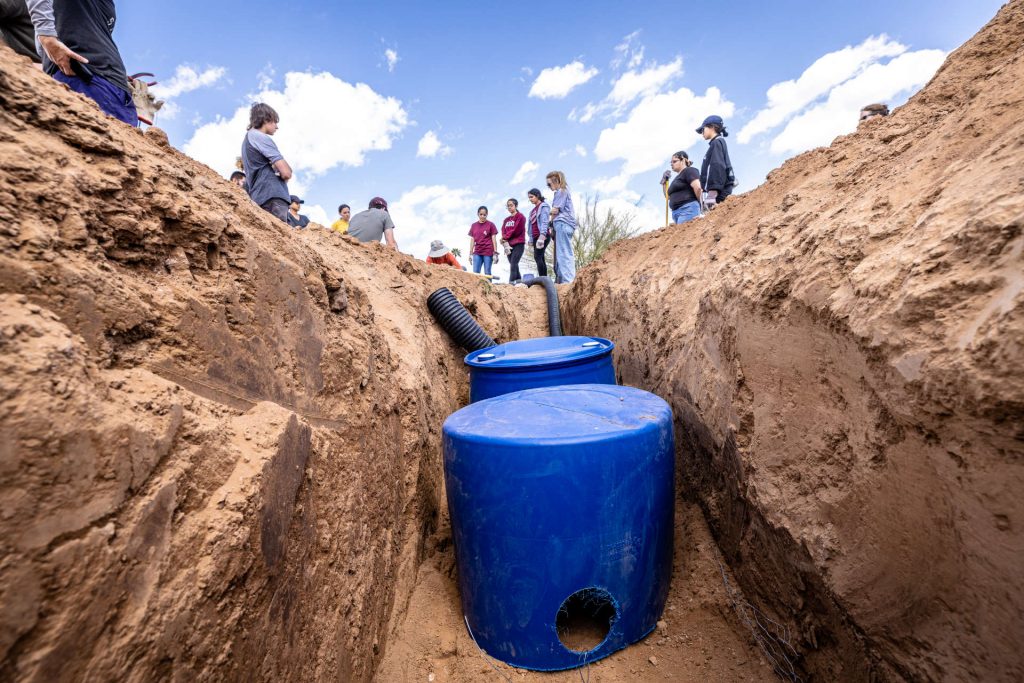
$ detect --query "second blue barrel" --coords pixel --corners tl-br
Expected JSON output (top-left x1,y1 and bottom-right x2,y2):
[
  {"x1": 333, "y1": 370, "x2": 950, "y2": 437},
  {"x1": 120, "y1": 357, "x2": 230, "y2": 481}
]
[
  {"x1": 443, "y1": 384, "x2": 674, "y2": 671},
  {"x1": 464, "y1": 336, "x2": 615, "y2": 403}
]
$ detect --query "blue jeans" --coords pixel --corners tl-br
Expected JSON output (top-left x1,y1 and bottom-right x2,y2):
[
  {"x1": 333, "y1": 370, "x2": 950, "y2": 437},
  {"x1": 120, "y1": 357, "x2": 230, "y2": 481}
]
[
  {"x1": 472, "y1": 254, "x2": 493, "y2": 275},
  {"x1": 552, "y1": 220, "x2": 576, "y2": 283},
  {"x1": 53, "y1": 72, "x2": 139, "y2": 126},
  {"x1": 672, "y1": 201, "x2": 701, "y2": 225}
]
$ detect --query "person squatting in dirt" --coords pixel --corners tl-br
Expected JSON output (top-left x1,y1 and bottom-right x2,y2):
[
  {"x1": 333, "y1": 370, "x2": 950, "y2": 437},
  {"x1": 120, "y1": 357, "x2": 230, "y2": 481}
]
[
  {"x1": 347, "y1": 197, "x2": 400, "y2": 250},
  {"x1": 426, "y1": 240, "x2": 465, "y2": 269},
  {"x1": 27, "y1": 0, "x2": 138, "y2": 125},
  {"x1": 241, "y1": 102, "x2": 293, "y2": 223},
  {"x1": 697, "y1": 114, "x2": 736, "y2": 210},
  {"x1": 500, "y1": 198, "x2": 527, "y2": 283},
  {"x1": 661, "y1": 150, "x2": 704, "y2": 225}
]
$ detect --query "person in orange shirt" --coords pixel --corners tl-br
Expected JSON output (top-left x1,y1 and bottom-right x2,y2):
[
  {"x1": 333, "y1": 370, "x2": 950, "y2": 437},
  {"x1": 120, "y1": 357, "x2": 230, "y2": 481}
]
[{"x1": 426, "y1": 240, "x2": 464, "y2": 269}]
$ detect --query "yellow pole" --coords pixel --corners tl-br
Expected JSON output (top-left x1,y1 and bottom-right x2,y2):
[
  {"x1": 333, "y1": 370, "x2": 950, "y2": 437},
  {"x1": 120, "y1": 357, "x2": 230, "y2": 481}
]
[{"x1": 663, "y1": 181, "x2": 670, "y2": 226}]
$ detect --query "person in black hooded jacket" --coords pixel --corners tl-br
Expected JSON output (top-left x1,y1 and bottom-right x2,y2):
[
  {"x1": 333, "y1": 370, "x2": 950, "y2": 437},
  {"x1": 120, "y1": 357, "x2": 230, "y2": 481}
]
[{"x1": 696, "y1": 115, "x2": 735, "y2": 209}]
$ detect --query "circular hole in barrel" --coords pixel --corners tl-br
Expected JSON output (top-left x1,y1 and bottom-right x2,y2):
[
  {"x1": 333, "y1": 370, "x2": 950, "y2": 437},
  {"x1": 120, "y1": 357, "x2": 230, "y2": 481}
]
[{"x1": 555, "y1": 587, "x2": 617, "y2": 653}]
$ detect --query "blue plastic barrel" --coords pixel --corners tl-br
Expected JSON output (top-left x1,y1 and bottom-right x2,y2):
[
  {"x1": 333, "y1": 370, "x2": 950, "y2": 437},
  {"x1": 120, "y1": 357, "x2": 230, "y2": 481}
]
[
  {"x1": 443, "y1": 384, "x2": 674, "y2": 671},
  {"x1": 464, "y1": 336, "x2": 615, "y2": 403}
]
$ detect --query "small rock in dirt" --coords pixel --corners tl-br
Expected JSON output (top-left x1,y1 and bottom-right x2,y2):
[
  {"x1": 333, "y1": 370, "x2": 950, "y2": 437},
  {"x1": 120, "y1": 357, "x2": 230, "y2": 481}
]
[
  {"x1": 648, "y1": 655, "x2": 658, "y2": 666},
  {"x1": 657, "y1": 619, "x2": 668, "y2": 632},
  {"x1": 427, "y1": 674, "x2": 435, "y2": 682}
]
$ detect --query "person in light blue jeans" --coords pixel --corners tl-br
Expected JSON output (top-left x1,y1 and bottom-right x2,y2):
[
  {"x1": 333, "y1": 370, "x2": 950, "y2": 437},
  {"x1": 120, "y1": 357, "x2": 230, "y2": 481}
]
[
  {"x1": 661, "y1": 150, "x2": 703, "y2": 225},
  {"x1": 546, "y1": 170, "x2": 577, "y2": 284}
]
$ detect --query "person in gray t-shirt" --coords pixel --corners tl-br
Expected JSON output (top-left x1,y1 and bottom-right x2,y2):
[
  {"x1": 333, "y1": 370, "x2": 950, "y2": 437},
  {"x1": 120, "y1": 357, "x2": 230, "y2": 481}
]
[
  {"x1": 347, "y1": 197, "x2": 399, "y2": 250},
  {"x1": 241, "y1": 103, "x2": 292, "y2": 222}
]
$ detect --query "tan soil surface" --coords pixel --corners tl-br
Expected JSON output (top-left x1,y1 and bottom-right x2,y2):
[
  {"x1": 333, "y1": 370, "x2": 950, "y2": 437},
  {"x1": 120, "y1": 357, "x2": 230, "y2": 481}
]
[
  {"x1": 376, "y1": 501, "x2": 772, "y2": 683},
  {"x1": 0, "y1": 43, "x2": 551, "y2": 681},
  {"x1": 564, "y1": 2, "x2": 1024, "y2": 681}
]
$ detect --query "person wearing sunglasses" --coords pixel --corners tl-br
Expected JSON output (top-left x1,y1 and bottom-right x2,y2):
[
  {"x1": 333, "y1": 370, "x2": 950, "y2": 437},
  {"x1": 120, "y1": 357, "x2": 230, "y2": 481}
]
[{"x1": 545, "y1": 171, "x2": 577, "y2": 283}]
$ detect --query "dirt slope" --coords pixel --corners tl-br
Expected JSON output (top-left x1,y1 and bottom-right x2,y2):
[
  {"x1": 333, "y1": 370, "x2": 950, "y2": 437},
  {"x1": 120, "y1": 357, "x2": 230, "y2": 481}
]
[
  {"x1": 564, "y1": 2, "x2": 1023, "y2": 681},
  {"x1": 0, "y1": 46, "x2": 552, "y2": 682}
]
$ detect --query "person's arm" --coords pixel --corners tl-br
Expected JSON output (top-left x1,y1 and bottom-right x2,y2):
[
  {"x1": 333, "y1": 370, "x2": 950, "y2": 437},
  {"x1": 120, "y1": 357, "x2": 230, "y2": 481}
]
[
  {"x1": 539, "y1": 205, "x2": 550, "y2": 236},
  {"x1": 272, "y1": 159, "x2": 292, "y2": 181},
  {"x1": 28, "y1": 0, "x2": 87, "y2": 76},
  {"x1": 550, "y1": 189, "x2": 565, "y2": 217},
  {"x1": 383, "y1": 228, "x2": 398, "y2": 250}
]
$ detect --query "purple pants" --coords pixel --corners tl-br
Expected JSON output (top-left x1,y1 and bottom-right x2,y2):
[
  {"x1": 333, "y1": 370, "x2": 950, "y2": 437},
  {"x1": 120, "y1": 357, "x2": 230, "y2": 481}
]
[{"x1": 53, "y1": 72, "x2": 138, "y2": 126}]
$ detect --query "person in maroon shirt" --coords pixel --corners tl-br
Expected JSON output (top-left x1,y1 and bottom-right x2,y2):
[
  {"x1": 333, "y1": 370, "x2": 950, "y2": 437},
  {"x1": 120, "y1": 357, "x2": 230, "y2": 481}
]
[
  {"x1": 500, "y1": 198, "x2": 527, "y2": 282},
  {"x1": 468, "y1": 206, "x2": 499, "y2": 276}
]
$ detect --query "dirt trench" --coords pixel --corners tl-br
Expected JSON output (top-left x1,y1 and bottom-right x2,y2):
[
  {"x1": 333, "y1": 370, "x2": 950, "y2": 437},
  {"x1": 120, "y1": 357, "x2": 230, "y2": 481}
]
[{"x1": 2, "y1": 1, "x2": 1023, "y2": 682}]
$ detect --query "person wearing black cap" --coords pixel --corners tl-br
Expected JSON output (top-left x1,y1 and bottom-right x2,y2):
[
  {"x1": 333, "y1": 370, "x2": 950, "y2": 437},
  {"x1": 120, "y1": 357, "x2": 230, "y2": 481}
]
[
  {"x1": 696, "y1": 115, "x2": 736, "y2": 209},
  {"x1": 286, "y1": 195, "x2": 310, "y2": 228},
  {"x1": 347, "y1": 197, "x2": 399, "y2": 250}
]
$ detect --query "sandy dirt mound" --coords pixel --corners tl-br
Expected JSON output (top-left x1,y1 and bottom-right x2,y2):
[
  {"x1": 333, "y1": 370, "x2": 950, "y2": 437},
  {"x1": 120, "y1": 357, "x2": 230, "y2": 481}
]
[
  {"x1": 0, "y1": 46, "x2": 552, "y2": 681},
  {"x1": 564, "y1": 2, "x2": 1023, "y2": 681}
]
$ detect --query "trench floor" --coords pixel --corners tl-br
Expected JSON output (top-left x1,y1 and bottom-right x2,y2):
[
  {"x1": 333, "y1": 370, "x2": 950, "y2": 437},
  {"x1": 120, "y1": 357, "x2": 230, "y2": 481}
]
[{"x1": 375, "y1": 500, "x2": 771, "y2": 682}]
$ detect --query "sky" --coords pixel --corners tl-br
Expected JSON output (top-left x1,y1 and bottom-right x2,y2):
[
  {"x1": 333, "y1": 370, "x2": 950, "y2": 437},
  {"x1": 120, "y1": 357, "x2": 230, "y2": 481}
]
[{"x1": 114, "y1": 0, "x2": 1005, "y2": 281}]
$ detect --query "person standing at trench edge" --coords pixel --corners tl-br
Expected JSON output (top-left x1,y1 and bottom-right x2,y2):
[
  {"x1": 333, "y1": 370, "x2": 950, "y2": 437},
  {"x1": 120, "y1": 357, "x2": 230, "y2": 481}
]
[
  {"x1": 241, "y1": 103, "x2": 293, "y2": 223},
  {"x1": 468, "y1": 206, "x2": 499, "y2": 277},
  {"x1": 501, "y1": 198, "x2": 526, "y2": 283},
  {"x1": 27, "y1": 0, "x2": 138, "y2": 125},
  {"x1": 527, "y1": 188, "x2": 551, "y2": 278},
  {"x1": 696, "y1": 115, "x2": 736, "y2": 209},
  {"x1": 661, "y1": 150, "x2": 703, "y2": 224},
  {"x1": 546, "y1": 171, "x2": 577, "y2": 284}
]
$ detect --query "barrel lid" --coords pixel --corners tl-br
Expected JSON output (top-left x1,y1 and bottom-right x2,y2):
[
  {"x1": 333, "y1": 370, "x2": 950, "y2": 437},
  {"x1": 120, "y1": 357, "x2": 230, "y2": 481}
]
[
  {"x1": 443, "y1": 384, "x2": 670, "y2": 446},
  {"x1": 465, "y1": 336, "x2": 614, "y2": 370}
]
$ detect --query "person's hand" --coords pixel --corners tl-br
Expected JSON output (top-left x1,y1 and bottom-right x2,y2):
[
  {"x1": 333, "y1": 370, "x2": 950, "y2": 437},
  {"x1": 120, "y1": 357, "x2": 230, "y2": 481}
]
[
  {"x1": 493, "y1": 252, "x2": 500, "y2": 263},
  {"x1": 705, "y1": 190, "x2": 718, "y2": 210},
  {"x1": 503, "y1": 246, "x2": 511, "y2": 257},
  {"x1": 549, "y1": 207, "x2": 559, "y2": 217},
  {"x1": 38, "y1": 35, "x2": 88, "y2": 76},
  {"x1": 661, "y1": 170, "x2": 671, "y2": 184},
  {"x1": 535, "y1": 235, "x2": 546, "y2": 249}
]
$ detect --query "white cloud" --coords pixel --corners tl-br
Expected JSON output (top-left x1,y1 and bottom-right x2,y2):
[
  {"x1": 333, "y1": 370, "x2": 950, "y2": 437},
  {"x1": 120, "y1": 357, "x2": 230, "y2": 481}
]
[
  {"x1": 304, "y1": 204, "x2": 329, "y2": 226},
  {"x1": 594, "y1": 85, "x2": 735, "y2": 177},
  {"x1": 384, "y1": 48, "x2": 399, "y2": 72},
  {"x1": 769, "y1": 48, "x2": 945, "y2": 154},
  {"x1": 529, "y1": 61, "x2": 599, "y2": 99},
  {"x1": 417, "y1": 130, "x2": 452, "y2": 158},
  {"x1": 510, "y1": 161, "x2": 539, "y2": 185},
  {"x1": 570, "y1": 56, "x2": 683, "y2": 123},
  {"x1": 611, "y1": 31, "x2": 644, "y2": 71},
  {"x1": 738, "y1": 35, "x2": 906, "y2": 144},
  {"x1": 149, "y1": 65, "x2": 227, "y2": 120},
  {"x1": 389, "y1": 184, "x2": 479, "y2": 266},
  {"x1": 152, "y1": 65, "x2": 227, "y2": 99},
  {"x1": 607, "y1": 58, "x2": 683, "y2": 106},
  {"x1": 183, "y1": 70, "x2": 408, "y2": 180},
  {"x1": 575, "y1": 144, "x2": 587, "y2": 157}
]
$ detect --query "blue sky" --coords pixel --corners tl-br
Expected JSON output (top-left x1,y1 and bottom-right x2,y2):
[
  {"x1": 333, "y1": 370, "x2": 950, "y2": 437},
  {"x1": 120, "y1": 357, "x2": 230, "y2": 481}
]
[{"x1": 115, "y1": 0, "x2": 1003, "y2": 279}]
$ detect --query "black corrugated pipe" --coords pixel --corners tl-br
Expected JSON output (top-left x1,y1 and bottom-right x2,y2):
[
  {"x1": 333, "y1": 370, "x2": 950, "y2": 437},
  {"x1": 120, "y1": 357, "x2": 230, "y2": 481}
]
[
  {"x1": 526, "y1": 276, "x2": 563, "y2": 336},
  {"x1": 427, "y1": 287, "x2": 497, "y2": 352}
]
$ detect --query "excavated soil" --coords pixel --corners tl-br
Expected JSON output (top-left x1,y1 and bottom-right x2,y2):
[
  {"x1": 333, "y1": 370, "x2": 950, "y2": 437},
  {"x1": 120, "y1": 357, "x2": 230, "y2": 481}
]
[
  {"x1": 1, "y1": 2, "x2": 1022, "y2": 682},
  {"x1": 565, "y1": 2, "x2": 1024, "y2": 681}
]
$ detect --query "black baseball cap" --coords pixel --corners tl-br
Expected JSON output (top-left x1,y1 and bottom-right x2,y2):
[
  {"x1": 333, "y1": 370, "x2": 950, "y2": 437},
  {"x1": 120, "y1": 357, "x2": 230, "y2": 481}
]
[{"x1": 289, "y1": 195, "x2": 304, "y2": 204}]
